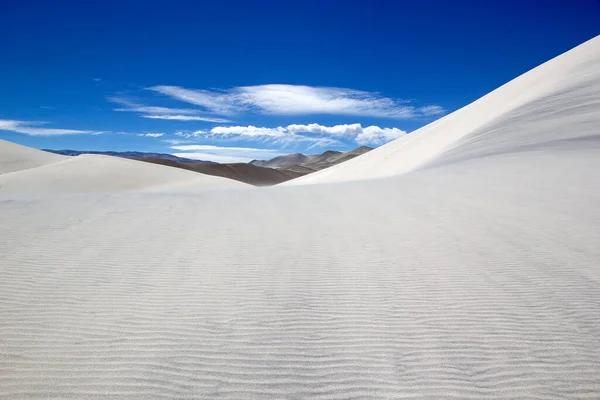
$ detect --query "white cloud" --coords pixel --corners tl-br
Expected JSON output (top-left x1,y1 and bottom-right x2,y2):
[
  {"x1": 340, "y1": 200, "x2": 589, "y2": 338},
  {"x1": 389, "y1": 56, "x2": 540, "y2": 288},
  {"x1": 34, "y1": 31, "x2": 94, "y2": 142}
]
[
  {"x1": 143, "y1": 115, "x2": 230, "y2": 122},
  {"x1": 137, "y1": 132, "x2": 165, "y2": 137},
  {"x1": 109, "y1": 97, "x2": 232, "y2": 123},
  {"x1": 171, "y1": 145, "x2": 285, "y2": 163},
  {"x1": 163, "y1": 138, "x2": 189, "y2": 145},
  {"x1": 174, "y1": 131, "x2": 197, "y2": 138},
  {"x1": 0, "y1": 120, "x2": 20, "y2": 130},
  {"x1": 287, "y1": 123, "x2": 364, "y2": 136},
  {"x1": 178, "y1": 125, "x2": 339, "y2": 148},
  {"x1": 210, "y1": 125, "x2": 287, "y2": 137},
  {"x1": 172, "y1": 153, "x2": 253, "y2": 163},
  {"x1": 418, "y1": 105, "x2": 445, "y2": 116},
  {"x1": 0, "y1": 119, "x2": 97, "y2": 136},
  {"x1": 179, "y1": 123, "x2": 405, "y2": 146},
  {"x1": 356, "y1": 126, "x2": 406, "y2": 145},
  {"x1": 148, "y1": 86, "x2": 240, "y2": 115},
  {"x1": 278, "y1": 134, "x2": 339, "y2": 149},
  {"x1": 236, "y1": 85, "x2": 413, "y2": 118},
  {"x1": 148, "y1": 84, "x2": 445, "y2": 119},
  {"x1": 288, "y1": 123, "x2": 406, "y2": 145},
  {"x1": 171, "y1": 144, "x2": 281, "y2": 153},
  {"x1": 111, "y1": 98, "x2": 198, "y2": 115}
]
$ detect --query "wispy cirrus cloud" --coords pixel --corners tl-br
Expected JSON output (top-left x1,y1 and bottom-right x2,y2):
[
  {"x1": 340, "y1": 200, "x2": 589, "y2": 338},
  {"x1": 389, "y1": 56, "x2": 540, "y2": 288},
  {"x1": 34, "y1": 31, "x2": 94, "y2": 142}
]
[
  {"x1": 170, "y1": 144, "x2": 285, "y2": 163},
  {"x1": 136, "y1": 132, "x2": 165, "y2": 137},
  {"x1": 0, "y1": 119, "x2": 99, "y2": 136},
  {"x1": 148, "y1": 86, "x2": 241, "y2": 115},
  {"x1": 148, "y1": 84, "x2": 445, "y2": 119},
  {"x1": 143, "y1": 115, "x2": 229, "y2": 121},
  {"x1": 109, "y1": 97, "x2": 232, "y2": 123},
  {"x1": 418, "y1": 105, "x2": 446, "y2": 116},
  {"x1": 210, "y1": 125, "x2": 287, "y2": 137},
  {"x1": 174, "y1": 123, "x2": 405, "y2": 146}
]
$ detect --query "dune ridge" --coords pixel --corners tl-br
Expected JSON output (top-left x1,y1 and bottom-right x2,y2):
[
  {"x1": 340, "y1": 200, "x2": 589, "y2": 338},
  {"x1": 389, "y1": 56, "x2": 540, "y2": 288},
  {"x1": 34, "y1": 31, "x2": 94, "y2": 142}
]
[
  {"x1": 0, "y1": 139, "x2": 66, "y2": 174},
  {"x1": 0, "y1": 151, "x2": 245, "y2": 194},
  {"x1": 288, "y1": 35, "x2": 600, "y2": 185}
]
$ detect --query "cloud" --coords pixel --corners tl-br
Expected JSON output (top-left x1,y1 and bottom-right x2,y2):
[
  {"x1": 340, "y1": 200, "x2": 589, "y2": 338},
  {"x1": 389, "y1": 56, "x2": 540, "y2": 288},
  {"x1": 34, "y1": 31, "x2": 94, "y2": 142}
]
[
  {"x1": 172, "y1": 153, "x2": 252, "y2": 163},
  {"x1": 148, "y1": 86, "x2": 240, "y2": 115},
  {"x1": 163, "y1": 138, "x2": 190, "y2": 145},
  {"x1": 137, "y1": 132, "x2": 165, "y2": 137},
  {"x1": 418, "y1": 105, "x2": 445, "y2": 116},
  {"x1": 109, "y1": 97, "x2": 232, "y2": 123},
  {"x1": 170, "y1": 144, "x2": 285, "y2": 163},
  {"x1": 288, "y1": 123, "x2": 406, "y2": 145},
  {"x1": 175, "y1": 125, "x2": 339, "y2": 148},
  {"x1": 143, "y1": 115, "x2": 230, "y2": 122},
  {"x1": 287, "y1": 123, "x2": 364, "y2": 136},
  {"x1": 0, "y1": 119, "x2": 98, "y2": 136},
  {"x1": 178, "y1": 123, "x2": 405, "y2": 146},
  {"x1": 355, "y1": 126, "x2": 406, "y2": 145},
  {"x1": 210, "y1": 125, "x2": 287, "y2": 137},
  {"x1": 148, "y1": 84, "x2": 445, "y2": 119},
  {"x1": 174, "y1": 131, "x2": 196, "y2": 138},
  {"x1": 235, "y1": 85, "x2": 415, "y2": 118}
]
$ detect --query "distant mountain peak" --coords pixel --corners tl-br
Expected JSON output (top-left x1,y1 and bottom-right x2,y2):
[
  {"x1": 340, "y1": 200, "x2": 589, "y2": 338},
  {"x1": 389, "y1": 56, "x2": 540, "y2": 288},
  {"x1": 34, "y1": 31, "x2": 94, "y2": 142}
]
[{"x1": 249, "y1": 146, "x2": 373, "y2": 172}]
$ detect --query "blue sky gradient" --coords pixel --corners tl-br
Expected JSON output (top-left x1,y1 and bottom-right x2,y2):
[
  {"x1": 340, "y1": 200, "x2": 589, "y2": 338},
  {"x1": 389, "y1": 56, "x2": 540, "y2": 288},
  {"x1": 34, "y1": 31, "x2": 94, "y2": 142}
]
[{"x1": 1, "y1": 0, "x2": 599, "y2": 162}]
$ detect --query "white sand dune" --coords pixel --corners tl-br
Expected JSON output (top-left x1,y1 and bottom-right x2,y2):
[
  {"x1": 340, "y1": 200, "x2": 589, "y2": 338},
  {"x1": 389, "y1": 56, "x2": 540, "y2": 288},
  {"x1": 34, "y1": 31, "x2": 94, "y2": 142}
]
[
  {"x1": 0, "y1": 152, "x2": 245, "y2": 194},
  {"x1": 289, "y1": 35, "x2": 600, "y2": 185},
  {"x1": 1, "y1": 36, "x2": 600, "y2": 399},
  {"x1": 0, "y1": 139, "x2": 66, "y2": 174}
]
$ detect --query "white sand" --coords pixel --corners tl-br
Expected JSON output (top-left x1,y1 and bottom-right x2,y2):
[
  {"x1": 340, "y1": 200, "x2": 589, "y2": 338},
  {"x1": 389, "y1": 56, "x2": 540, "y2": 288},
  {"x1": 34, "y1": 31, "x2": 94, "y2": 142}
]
[
  {"x1": 0, "y1": 152, "x2": 245, "y2": 194},
  {"x1": 289, "y1": 35, "x2": 600, "y2": 185},
  {"x1": 1, "y1": 36, "x2": 600, "y2": 399},
  {"x1": 0, "y1": 139, "x2": 65, "y2": 174}
]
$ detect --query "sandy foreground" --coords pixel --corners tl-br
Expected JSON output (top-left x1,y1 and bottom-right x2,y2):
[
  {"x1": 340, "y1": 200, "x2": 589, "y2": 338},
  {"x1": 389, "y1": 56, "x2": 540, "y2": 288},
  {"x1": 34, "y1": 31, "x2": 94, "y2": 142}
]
[{"x1": 1, "y1": 37, "x2": 600, "y2": 399}]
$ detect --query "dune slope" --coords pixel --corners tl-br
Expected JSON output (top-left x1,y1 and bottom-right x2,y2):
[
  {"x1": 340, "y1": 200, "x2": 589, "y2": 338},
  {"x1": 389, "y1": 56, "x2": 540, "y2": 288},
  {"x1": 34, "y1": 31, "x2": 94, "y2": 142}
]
[
  {"x1": 0, "y1": 153, "x2": 245, "y2": 194},
  {"x1": 289, "y1": 35, "x2": 600, "y2": 185},
  {"x1": 0, "y1": 139, "x2": 65, "y2": 174},
  {"x1": 1, "y1": 145, "x2": 599, "y2": 398}
]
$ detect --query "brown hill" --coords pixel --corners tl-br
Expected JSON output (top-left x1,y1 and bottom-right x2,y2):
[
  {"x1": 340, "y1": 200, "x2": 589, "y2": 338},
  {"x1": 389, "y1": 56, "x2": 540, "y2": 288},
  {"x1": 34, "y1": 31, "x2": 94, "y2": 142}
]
[
  {"x1": 135, "y1": 158, "x2": 303, "y2": 186},
  {"x1": 136, "y1": 146, "x2": 374, "y2": 186},
  {"x1": 250, "y1": 146, "x2": 373, "y2": 172},
  {"x1": 250, "y1": 153, "x2": 313, "y2": 168}
]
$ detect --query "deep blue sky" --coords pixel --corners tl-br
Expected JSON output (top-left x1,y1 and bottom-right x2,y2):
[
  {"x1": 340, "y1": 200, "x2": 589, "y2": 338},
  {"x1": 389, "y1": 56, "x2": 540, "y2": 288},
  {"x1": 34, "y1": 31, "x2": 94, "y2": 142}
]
[{"x1": 1, "y1": 0, "x2": 599, "y2": 162}]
